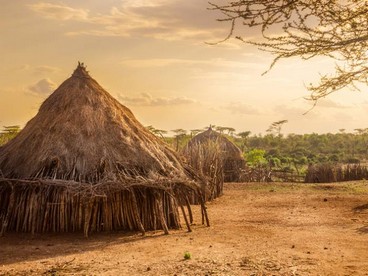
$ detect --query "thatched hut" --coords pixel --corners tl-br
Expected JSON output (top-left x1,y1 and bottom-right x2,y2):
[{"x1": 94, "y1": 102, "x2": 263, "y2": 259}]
[
  {"x1": 183, "y1": 128, "x2": 245, "y2": 200},
  {"x1": 0, "y1": 63, "x2": 208, "y2": 236}
]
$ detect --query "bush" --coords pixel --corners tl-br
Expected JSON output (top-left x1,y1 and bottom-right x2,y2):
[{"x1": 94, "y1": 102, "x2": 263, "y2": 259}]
[
  {"x1": 184, "y1": 252, "x2": 192, "y2": 260},
  {"x1": 246, "y1": 149, "x2": 267, "y2": 167},
  {"x1": 268, "y1": 157, "x2": 281, "y2": 168}
]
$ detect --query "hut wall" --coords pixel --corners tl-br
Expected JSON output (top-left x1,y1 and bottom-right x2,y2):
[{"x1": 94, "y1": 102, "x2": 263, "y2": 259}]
[
  {"x1": 184, "y1": 141, "x2": 224, "y2": 203},
  {"x1": 0, "y1": 181, "x2": 190, "y2": 236}
]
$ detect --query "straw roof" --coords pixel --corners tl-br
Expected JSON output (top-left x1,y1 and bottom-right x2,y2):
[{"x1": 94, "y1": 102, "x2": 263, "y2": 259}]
[
  {"x1": 0, "y1": 63, "x2": 208, "y2": 235},
  {"x1": 185, "y1": 128, "x2": 243, "y2": 160},
  {"x1": 183, "y1": 127, "x2": 245, "y2": 184},
  {"x1": 0, "y1": 64, "x2": 193, "y2": 183}
]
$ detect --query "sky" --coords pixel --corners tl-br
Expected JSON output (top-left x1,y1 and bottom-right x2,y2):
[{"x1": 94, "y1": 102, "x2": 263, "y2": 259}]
[{"x1": 1, "y1": 0, "x2": 368, "y2": 136}]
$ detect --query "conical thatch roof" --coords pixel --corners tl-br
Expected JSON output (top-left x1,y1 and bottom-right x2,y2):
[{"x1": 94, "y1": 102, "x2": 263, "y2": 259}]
[
  {"x1": 183, "y1": 127, "x2": 245, "y2": 184},
  {"x1": 186, "y1": 128, "x2": 243, "y2": 159},
  {"x1": 0, "y1": 63, "x2": 208, "y2": 235},
  {"x1": 1, "y1": 65, "x2": 190, "y2": 182}
]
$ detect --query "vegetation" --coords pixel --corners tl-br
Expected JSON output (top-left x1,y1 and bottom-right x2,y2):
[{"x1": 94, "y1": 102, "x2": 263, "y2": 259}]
[
  {"x1": 0, "y1": 125, "x2": 20, "y2": 145},
  {"x1": 162, "y1": 126, "x2": 368, "y2": 180},
  {"x1": 209, "y1": 0, "x2": 368, "y2": 101},
  {"x1": 244, "y1": 131, "x2": 368, "y2": 167},
  {"x1": 184, "y1": 252, "x2": 192, "y2": 260}
]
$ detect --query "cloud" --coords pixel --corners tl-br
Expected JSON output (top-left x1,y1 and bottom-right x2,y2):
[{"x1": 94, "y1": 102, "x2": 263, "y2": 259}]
[
  {"x1": 33, "y1": 65, "x2": 60, "y2": 74},
  {"x1": 312, "y1": 98, "x2": 351, "y2": 109},
  {"x1": 29, "y1": 3, "x2": 89, "y2": 20},
  {"x1": 27, "y1": 78, "x2": 56, "y2": 96},
  {"x1": 274, "y1": 104, "x2": 320, "y2": 119},
  {"x1": 121, "y1": 0, "x2": 171, "y2": 8},
  {"x1": 121, "y1": 58, "x2": 198, "y2": 68},
  {"x1": 20, "y1": 64, "x2": 60, "y2": 74},
  {"x1": 118, "y1": 92, "x2": 197, "y2": 106},
  {"x1": 120, "y1": 58, "x2": 263, "y2": 69},
  {"x1": 29, "y1": 1, "x2": 227, "y2": 41},
  {"x1": 224, "y1": 102, "x2": 260, "y2": 115}
]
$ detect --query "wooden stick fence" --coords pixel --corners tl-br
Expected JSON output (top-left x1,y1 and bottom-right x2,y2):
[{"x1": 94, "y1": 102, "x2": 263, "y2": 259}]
[
  {"x1": 0, "y1": 179, "x2": 209, "y2": 237},
  {"x1": 305, "y1": 163, "x2": 368, "y2": 183}
]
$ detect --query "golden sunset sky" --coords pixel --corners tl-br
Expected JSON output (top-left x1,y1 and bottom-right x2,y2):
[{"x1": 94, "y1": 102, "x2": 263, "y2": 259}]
[{"x1": 1, "y1": 0, "x2": 367, "y2": 135}]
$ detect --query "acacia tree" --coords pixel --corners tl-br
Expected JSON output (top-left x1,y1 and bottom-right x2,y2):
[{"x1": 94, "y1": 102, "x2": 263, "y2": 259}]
[
  {"x1": 146, "y1": 125, "x2": 168, "y2": 139},
  {"x1": 209, "y1": 0, "x2": 368, "y2": 101},
  {"x1": 237, "y1": 130, "x2": 252, "y2": 151},
  {"x1": 225, "y1": 127, "x2": 236, "y2": 136},
  {"x1": 266, "y1": 120, "x2": 288, "y2": 137},
  {"x1": 172, "y1": 128, "x2": 187, "y2": 151},
  {"x1": 0, "y1": 125, "x2": 21, "y2": 145},
  {"x1": 215, "y1": 126, "x2": 226, "y2": 134}
]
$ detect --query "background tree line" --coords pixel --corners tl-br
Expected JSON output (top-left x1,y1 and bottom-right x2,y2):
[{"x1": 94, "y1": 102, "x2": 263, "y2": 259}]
[
  {"x1": 2, "y1": 124, "x2": 368, "y2": 179},
  {"x1": 0, "y1": 126, "x2": 21, "y2": 146},
  {"x1": 146, "y1": 124, "x2": 368, "y2": 178}
]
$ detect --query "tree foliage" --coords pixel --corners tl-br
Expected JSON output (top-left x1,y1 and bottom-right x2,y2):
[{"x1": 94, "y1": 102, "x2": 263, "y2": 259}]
[
  {"x1": 146, "y1": 125, "x2": 168, "y2": 138},
  {"x1": 0, "y1": 125, "x2": 21, "y2": 145},
  {"x1": 266, "y1": 120, "x2": 288, "y2": 136},
  {"x1": 143, "y1": 124, "x2": 368, "y2": 178},
  {"x1": 209, "y1": 0, "x2": 368, "y2": 100},
  {"x1": 246, "y1": 148, "x2": 267, "y2": 167},
  {"x1": 171, "y1": 128, "x2": 188, "y2": 151},
  {"x1": 215, "y1": 126, "x2": 236, "y2": 136}
]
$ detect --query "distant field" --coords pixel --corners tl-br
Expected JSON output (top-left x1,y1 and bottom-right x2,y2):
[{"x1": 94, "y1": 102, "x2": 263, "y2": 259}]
[{"x1": 1, "y1": 181, "x2": 368, "y2": 275}]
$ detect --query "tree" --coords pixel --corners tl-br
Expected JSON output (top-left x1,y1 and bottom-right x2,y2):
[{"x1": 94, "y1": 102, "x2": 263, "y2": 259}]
[
  {"x1": 266, "y1": 120, "x2": 288, "y2": 137},
  {"x1": 215, "y1": 126, "x2": 236, "y2": 136},
  {"x1": 0, "y1": 125, "x2": 21, "y2": 145},
  {"x1": 171, "y1": 128, "x2": 187, "y2": 151},
  {"x1": 225, "y1": 127, "x2": 236, "y2": 136},
  {"x1": 246, "y1": 148, "x2": 267, "y2": 167},
  {"x1": 237, "y1": 131, "x2": 252, "y2": 151},
  {"x1": 209, "y1": 0, "x2": 368, "y2": 101},
  {"x1": 215, "y1": 126, "x2": 226, "y2": 134},
  {"x1": 146, "y1": 125, "x2": 168, "y2": 139},
  {"x1": 354, "y1": 128, "x2": 368, "y2": 155},
  {"x1": 238, "y1": 131, "x2": 251, "y2": 139}
]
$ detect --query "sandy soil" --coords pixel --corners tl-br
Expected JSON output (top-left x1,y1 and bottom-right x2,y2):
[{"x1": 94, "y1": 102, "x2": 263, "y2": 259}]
[{"x1": 1, "y1": 182, "x2": 368, "y2": 276}]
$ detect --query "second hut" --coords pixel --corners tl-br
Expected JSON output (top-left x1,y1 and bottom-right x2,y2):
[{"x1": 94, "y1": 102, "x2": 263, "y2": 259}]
[{"x1": 183, "y1": 127, "x2": 245, "y2": 201}]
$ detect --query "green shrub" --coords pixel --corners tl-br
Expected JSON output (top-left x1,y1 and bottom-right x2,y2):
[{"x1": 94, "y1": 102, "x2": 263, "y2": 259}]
[{"x1": 183, "y1": 252, "x2": 192, "y2": 260}]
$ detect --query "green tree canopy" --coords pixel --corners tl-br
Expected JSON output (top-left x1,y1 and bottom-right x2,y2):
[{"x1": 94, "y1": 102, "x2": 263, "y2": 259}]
[
  {"x1": 246, "y1": 149, "x2": 267, "y2": 167},
  {"x1": 0, "y1": 125, "x2": 21, "y2": 145}
]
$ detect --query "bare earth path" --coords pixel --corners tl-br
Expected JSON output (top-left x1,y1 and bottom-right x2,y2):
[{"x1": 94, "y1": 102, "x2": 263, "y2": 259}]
[{"x1": 1, "y1": 182, "x2": 368, "y2": 275}]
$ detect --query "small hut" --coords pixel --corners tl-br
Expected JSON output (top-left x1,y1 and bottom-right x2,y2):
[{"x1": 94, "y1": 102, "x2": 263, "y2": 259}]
[
  {"x1": 0, "y1": 63, "x2": 208, "y2": 236},
  {"x1": 183, "y1": 128, "x2": 245, "y2": 200}
]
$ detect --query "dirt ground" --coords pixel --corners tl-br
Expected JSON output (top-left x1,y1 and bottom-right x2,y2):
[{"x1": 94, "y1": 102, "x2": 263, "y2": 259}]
[{"x1": 1, "y1": 182, "x2": 368, "y2": 276}]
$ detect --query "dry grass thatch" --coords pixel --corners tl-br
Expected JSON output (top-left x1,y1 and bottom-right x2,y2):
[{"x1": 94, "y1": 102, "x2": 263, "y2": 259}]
[
  {"x1": 0, "y1": 63, "x2": 209, "y2": 236},
  {"x1": 182, "y1": 128, "x2": 245, "y2": 201},
  {"x1": 182, "y1": 139, "x2": 224, "y2": 202}
]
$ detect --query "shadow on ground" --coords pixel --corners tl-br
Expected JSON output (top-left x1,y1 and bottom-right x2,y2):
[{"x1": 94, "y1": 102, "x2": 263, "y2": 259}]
[
  {"x1": 356, "y1": 226, "x2": 368, "y2": 234},
  {"x1": 0, "y1": 227, "x2": 197, "y2": 266},
  {"x1": 353, "y1": 203, "x2": 368, "y2": 212}
]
